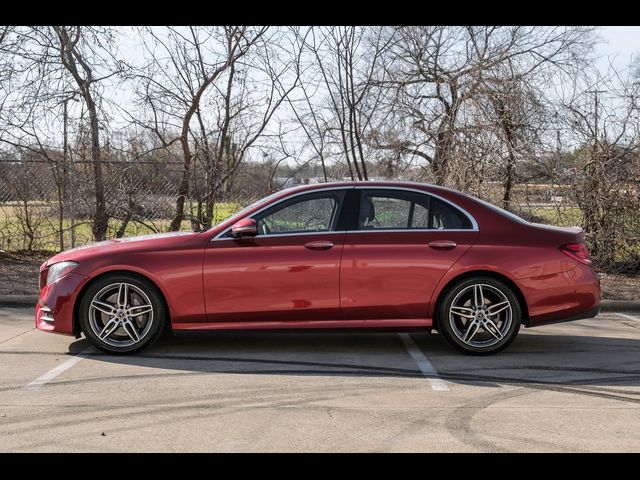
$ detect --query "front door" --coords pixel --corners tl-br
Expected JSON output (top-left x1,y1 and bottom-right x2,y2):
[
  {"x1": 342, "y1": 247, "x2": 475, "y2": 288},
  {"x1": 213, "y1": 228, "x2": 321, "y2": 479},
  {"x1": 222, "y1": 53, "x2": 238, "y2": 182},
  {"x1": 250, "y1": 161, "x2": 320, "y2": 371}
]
[{"x1": 203, "y1": 189, "x2": 348, "y2": 323}]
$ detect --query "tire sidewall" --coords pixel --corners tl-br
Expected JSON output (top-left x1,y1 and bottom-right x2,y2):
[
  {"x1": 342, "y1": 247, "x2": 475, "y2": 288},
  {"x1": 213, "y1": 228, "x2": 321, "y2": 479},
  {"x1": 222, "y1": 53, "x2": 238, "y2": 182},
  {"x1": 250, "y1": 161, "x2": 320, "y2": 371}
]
[
  {"x1": 79, "y1": 273, "x2": 166, "y2": 354},
  {"x1": 438, "y1": 276, "x2": 521, "y2": 355}
]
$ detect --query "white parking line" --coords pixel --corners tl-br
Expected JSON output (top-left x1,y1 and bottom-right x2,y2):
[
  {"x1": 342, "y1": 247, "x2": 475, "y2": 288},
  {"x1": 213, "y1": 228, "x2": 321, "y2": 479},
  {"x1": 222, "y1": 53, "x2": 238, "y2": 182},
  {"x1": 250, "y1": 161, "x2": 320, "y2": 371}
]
[
  {"x1": 614, "y1": 312, "x2": 640, "y2": 323},
  {"x1": 24, "y1": 349, "x2": 92, "y2": 390},
  {"x1": 398, "y1": 333, "x2": 449, "y2": 391}
]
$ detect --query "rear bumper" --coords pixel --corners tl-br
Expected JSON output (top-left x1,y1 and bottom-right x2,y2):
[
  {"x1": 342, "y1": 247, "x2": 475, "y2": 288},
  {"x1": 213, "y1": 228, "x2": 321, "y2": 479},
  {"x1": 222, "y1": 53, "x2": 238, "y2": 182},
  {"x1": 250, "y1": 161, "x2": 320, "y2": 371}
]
[
  {"x1": 526, "y1": 263, "x2": 601, "y2": 327},
  {"x1": 526, "y1": 305, "x2": 600, "y2": 327}
]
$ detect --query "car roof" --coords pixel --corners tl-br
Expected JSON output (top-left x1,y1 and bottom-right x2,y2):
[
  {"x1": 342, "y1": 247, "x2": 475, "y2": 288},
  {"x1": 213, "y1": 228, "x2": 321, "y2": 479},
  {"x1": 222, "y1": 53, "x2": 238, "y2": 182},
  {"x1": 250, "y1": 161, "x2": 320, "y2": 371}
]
[
  {"x1": 276, "y1": 180, "x2": 471, "y2": 199},
  {"x1": 279, "y1": 180, "x2": 431, "y2": 192}
]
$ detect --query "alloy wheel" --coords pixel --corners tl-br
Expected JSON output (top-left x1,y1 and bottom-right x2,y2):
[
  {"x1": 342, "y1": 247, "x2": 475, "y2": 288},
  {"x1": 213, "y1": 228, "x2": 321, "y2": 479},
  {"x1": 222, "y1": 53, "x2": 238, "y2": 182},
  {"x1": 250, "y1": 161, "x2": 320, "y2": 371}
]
[
  {"x1": 88, "y1": 282, "x2": 155, "y2": 348},
  {"x1": 448, "y1": 283, "x2": 513, "y2": 349}
]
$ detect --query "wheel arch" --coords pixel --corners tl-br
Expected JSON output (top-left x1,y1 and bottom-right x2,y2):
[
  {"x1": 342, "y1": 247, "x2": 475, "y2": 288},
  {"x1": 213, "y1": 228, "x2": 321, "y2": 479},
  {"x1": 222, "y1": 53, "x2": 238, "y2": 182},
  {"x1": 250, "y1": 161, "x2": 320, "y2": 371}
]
[
  {"x1": 432, "y1": 270, "x2": 529, "y2": 328},
  {"x1": 72, "y1": 269, "x2": 172, "y2": 338}
]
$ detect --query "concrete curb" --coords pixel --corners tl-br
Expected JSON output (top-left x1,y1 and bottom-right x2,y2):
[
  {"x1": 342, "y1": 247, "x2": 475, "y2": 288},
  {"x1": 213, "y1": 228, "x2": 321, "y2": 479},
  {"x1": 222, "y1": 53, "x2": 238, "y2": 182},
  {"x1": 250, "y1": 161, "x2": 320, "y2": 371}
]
[
  {"x1": 1, "y1": 295, "x2": 640, "y2": 312},
  {"x1": 0, "y1": 295, "x2": 37, "y2": 308},
  {"x1": 599, "y1": 300, "x2": 640, "y2": 313}
]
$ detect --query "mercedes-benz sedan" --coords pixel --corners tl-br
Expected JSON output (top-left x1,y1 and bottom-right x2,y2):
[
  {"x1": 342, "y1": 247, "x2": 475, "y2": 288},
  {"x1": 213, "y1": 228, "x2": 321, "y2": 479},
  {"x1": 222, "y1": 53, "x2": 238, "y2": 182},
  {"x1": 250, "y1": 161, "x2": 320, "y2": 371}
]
[{"x1": 35, "y1": 181, "x2": 601, "y2": 355}]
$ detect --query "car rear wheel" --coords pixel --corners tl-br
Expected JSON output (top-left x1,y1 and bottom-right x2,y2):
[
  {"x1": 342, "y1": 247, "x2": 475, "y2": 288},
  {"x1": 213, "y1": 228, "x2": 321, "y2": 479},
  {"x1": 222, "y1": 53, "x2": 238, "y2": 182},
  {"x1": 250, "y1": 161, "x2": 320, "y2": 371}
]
[
  {"x1": 438, "y1": 276, "x2": 521, "y2": 355},
  {"x1": 79, "y1": 273, "x2": 166, "y2": 354}
]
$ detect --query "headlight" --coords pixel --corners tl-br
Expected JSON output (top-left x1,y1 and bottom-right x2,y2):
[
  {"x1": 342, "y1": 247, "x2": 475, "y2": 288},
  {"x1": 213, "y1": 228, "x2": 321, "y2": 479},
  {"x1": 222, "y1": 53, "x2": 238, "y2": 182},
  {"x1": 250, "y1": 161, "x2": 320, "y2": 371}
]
[{"x1": 46, "y1": 261, "x2": 78, "y2": 285}]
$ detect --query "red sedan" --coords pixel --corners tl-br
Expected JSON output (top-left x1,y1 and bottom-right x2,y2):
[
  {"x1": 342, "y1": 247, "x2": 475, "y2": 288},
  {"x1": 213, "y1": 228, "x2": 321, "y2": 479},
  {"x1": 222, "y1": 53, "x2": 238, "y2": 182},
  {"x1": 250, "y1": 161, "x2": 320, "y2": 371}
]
[{"x1": 35, "y1": 181, "x2": 601, "y2": 355}]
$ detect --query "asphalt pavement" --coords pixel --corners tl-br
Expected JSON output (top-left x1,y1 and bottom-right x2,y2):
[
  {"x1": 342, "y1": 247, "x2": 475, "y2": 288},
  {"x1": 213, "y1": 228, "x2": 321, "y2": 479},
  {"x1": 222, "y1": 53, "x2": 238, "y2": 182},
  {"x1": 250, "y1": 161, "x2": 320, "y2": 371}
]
[{"x1": 0, "y1": 306, "x2": 639, "y2": 452}]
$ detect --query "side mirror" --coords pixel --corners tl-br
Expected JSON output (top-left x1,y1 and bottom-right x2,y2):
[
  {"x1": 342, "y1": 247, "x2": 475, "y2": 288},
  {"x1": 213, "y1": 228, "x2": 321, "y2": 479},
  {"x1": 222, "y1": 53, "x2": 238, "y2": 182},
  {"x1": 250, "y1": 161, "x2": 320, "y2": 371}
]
[{"x1": 231, "y1": 218, "x2": 257, "y2": 238}]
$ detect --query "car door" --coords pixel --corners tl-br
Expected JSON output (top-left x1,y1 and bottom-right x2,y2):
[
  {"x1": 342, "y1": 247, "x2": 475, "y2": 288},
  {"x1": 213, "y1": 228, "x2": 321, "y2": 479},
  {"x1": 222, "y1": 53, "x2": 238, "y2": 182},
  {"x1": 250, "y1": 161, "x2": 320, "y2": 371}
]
[
  {"x1": 340, "y1": 188, "x2": 479, "y2": 321},
  {"x1": 203, "y1": 188, "x2": 349, "y2": 323}
]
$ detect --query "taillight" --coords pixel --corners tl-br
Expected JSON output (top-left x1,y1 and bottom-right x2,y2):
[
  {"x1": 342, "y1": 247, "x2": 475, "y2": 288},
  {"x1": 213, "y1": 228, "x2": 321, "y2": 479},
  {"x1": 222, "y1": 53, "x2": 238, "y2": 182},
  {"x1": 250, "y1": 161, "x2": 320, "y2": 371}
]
[{"x1": 560, "y1": 243, "x2": 592, "y2": 265}]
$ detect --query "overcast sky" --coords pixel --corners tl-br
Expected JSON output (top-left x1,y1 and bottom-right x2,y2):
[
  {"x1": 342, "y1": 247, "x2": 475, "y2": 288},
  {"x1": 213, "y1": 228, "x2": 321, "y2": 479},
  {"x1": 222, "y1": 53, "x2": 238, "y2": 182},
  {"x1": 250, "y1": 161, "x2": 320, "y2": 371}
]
[{"x1": 597, "y1": 26, "x2": 640, "y2": 72}]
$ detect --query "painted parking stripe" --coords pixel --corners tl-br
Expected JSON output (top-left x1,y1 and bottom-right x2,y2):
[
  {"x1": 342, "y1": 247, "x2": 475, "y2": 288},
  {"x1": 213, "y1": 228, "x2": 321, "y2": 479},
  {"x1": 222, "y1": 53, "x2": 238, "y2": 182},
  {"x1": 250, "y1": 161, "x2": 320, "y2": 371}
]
[
  {"x1": 398, "y1": 333, "x2": 449, "y2": 391},
  {"x1": 614, "y1": 312, "x2": 640, "y2": 323},
  {"x1": 24, "y1": 348, "x2": 92, "y2": 390}
]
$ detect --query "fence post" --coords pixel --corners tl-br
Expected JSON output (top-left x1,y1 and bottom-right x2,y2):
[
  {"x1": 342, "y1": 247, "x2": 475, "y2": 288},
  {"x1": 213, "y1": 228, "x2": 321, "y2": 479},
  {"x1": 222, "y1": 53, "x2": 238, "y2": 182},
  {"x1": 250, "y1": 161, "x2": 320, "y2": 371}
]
[{"x1": 69, "y1": 150, "x2": 76, "y2": 249}]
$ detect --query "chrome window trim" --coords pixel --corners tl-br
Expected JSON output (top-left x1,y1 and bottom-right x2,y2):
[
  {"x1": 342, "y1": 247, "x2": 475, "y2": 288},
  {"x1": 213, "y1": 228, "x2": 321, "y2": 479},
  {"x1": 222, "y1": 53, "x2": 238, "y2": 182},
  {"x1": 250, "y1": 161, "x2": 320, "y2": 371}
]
[
  {"x1": 211, "y1": 184, "x2": 479, "y2": 242},
  {"x1": 213, "y1": 230, "x2": 349, "y2": 241},
  {"x1": 345, "y1": 229, "x2": 478, "y2": 234}
]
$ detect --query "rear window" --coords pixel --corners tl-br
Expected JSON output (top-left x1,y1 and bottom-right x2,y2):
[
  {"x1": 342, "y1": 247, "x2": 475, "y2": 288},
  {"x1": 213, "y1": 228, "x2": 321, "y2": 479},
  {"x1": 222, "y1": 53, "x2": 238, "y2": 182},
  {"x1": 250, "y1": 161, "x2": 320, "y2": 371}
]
[{"x1": 472, "y1": 197, "x2": 530, "y2": 224}]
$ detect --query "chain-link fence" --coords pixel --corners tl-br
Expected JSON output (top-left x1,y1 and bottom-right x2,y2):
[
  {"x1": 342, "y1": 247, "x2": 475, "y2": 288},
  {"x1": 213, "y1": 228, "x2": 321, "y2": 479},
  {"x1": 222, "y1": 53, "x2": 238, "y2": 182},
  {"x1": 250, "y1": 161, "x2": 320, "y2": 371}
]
[
  {"x1": 0, "y1": 156, "x2": 243, "y2": 253},
  {"x1": 472, "y1": 177, "x2": 640, "y2": 276},
  {"x1": 1, "y1": 156, "x2": 639, "y2": 276}
]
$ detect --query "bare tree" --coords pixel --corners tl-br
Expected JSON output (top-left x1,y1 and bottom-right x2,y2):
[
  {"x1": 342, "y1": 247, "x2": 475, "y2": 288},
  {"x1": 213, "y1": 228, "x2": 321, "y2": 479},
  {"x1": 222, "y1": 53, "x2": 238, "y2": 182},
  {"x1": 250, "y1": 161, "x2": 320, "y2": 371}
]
[
  {"x1": 0, "y1": 26, "x2": 123, "y2": 241},
  {"x1": 131, "y1": 26, "x2": 301, "y2": 230},
  {"x1": 475, "y1": 63, "x2": 548, "y2": 209},
  {"x1": 52, "y1": 26, "x2": 121, "y2": 241},
  {"x1": 372, "y1": 26, "x2": 595, "y2": 185},
  {"x1": 561, "y1": 69, "x2": 640, "y2": 268},
  {"x1": 132, "y1": 26, "x2": 269, "y2": 231},
  {"x1": 294, "y1": 26, "x2": 394, "y2": 180}
]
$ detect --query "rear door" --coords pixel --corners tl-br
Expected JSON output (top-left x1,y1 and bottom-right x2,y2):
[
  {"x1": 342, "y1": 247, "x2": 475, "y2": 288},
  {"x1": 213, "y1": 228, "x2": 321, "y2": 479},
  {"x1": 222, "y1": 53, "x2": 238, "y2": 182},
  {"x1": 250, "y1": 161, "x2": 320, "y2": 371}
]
[{"x1": 340, "y1": 188, "x2": 479, "y2": 320}]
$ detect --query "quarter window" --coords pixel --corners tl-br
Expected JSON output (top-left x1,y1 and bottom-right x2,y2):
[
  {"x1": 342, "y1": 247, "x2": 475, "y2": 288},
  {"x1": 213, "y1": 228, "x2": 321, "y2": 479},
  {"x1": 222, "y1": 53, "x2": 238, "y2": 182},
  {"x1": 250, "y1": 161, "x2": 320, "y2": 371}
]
[{"x1": 430, "y1": 197, "x2": 471, "y2": 229}]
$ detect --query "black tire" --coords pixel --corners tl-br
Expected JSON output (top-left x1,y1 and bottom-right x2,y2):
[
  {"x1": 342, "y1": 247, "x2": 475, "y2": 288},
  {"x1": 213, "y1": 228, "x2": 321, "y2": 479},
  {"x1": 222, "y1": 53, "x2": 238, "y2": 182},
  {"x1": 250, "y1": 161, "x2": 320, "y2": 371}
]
[
  {"x1": 78, "y1": 273, "x2": 167, "y2": 354},
  {"x1": 437, "y1": 276, "x2": 521, "y2": 355}
]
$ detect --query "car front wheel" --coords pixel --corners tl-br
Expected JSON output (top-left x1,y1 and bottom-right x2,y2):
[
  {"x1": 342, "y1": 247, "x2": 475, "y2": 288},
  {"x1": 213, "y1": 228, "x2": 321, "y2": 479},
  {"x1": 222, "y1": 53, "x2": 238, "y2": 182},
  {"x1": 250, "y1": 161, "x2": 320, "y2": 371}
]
[
  {"x1": 79, "y1": 273, "x2": 166, "y2": 354},
  {"x1": 438, "y1": 276, "x2": 521, "y2": 355}
]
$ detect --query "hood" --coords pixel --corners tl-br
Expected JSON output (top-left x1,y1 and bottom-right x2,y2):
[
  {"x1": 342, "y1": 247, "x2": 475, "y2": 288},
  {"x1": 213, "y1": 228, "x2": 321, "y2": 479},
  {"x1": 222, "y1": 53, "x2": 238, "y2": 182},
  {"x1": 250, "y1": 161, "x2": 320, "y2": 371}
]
[{"x1": 44, "y1": 231, "x2": 199, "y2": 267}]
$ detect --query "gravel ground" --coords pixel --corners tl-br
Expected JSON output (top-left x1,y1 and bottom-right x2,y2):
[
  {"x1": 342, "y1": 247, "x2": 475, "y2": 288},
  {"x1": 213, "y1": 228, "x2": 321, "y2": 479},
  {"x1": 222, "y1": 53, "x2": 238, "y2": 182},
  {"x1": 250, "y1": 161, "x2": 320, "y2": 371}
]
[
  {"x1": 0, "y1": 251, "x2": 48, "y2": 295},
  {"x1": 599, "y1": 273, "x2": 640, "y2": 301},
  {"x1": 1, "y1": 250, "x2": 638, "y2": 300}
]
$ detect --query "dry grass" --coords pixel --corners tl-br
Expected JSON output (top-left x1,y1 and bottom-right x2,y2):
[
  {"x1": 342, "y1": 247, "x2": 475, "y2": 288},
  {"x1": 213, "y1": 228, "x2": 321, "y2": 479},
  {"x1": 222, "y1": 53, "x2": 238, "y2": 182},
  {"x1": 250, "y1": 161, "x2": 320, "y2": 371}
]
[{"x1": 0, "y1": 250, "x2": 48, "y2": 295}]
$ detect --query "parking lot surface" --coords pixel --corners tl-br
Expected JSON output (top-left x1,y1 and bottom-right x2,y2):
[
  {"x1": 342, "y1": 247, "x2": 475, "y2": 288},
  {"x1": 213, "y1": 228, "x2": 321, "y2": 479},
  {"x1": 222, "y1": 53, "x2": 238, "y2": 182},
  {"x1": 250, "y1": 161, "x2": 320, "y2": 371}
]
[{"x1": 0, "y1": 307, "x2": 639, "y2": 452}]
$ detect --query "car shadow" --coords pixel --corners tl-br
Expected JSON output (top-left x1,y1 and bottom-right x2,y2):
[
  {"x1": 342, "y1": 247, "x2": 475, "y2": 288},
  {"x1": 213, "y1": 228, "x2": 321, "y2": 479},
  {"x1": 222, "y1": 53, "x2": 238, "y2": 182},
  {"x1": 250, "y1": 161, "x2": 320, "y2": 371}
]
[{"x1": 67, "y1": 329, "x2": 640, "y2": 393}]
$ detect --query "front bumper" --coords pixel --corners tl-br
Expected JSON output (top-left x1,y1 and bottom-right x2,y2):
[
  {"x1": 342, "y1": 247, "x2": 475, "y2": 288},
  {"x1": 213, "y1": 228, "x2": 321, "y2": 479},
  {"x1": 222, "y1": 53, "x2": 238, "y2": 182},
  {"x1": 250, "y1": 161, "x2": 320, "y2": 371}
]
[{"x1": 35, "y1": 271, "x2": 88, "y2": 336}]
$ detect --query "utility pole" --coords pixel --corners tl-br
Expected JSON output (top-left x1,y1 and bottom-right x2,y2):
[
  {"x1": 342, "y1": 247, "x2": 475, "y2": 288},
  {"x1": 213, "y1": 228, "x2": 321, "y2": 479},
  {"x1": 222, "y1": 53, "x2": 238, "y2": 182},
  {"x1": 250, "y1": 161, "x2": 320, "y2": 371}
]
[
  {"x1": 632, "y1": 82, "x2": 640, "y2": 127},
  {"x1": 582, "y1": 89, "x2": 607, "y2": 262},
  {"x1": 556, "y1": 129, "x2": 561, "y2": 170},
  {"x1": 62, "y1": 98, "x2": 68, "y2": 251},
  {"x1": 586, "y1": 89, "x2": 606, "y2": 148},
  {"x1": 61, "y1": 95, "x2": 80, "y2": 249}
]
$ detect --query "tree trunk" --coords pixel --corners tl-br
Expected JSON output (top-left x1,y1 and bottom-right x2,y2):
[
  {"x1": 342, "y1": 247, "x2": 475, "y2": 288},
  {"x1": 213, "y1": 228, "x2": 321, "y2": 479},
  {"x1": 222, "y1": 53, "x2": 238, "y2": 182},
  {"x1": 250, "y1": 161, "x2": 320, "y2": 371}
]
[
  {"x1": 170, "y1": 135, "x2": 192, "y2": 232},
  {"x1": 86, "y1": 96, "x2": 108, "y2": 241},
  {"x1": 432, "y1": 98, "x2": 460, "y2": 185},
  {"x1": 502, "y1": 156, "x2": 515, "y2": 210},
  {"x1": 433, "y1": 117, "x2": 454, "y2": 186},
  {"x1": 502, "y1": 128, "x2": 516, "y2": 211},
  {"x1": 170, "y1": 104, "x2": 199, "y2": 231},
  {"x1": 170, "y1": 73, "x2": 225, "y2": 231}
]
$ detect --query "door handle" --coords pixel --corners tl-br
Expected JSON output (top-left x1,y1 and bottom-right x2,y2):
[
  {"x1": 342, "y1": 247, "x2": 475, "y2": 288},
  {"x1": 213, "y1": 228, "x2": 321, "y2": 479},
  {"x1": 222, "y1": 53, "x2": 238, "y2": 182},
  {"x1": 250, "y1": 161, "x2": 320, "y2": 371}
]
[
  {"x1": 428, "y1": 240, "x2": 457, "y2": 250},
  {"x1": 304, "y1": 240, "x2": 334, "y2": 250}
]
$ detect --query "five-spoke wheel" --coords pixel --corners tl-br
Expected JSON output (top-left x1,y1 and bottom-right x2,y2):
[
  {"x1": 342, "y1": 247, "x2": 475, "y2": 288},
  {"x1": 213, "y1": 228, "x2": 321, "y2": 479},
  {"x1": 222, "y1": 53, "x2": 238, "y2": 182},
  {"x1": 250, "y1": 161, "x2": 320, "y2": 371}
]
[
  {"x1": 438, "y1": 276, "x2": 521, "y2": 355},
  {"x1": 79, "y1": 274, "x2": 166, "y2": 354}
]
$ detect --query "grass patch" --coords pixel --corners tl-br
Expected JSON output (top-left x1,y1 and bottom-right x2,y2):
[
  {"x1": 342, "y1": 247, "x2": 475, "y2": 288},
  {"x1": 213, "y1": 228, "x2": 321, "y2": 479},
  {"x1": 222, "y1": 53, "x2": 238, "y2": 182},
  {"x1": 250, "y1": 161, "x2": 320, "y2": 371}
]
[
  {"x1": 529, "y1": 206, "x2": 584, "y2": 226},
  {"x1": 0, "y1": 202, "x2": 242, "y2": 252}
]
